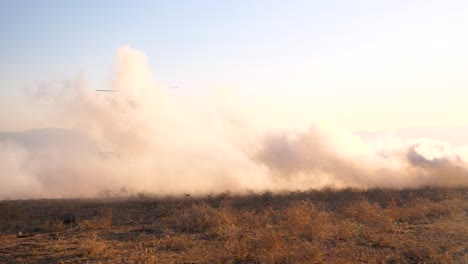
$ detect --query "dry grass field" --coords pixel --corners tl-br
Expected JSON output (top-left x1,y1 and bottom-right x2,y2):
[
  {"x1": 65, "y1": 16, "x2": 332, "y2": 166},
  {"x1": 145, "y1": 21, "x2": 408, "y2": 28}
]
[{"x1": 0, "y1": 186, "x2": 466, "y2": 263}]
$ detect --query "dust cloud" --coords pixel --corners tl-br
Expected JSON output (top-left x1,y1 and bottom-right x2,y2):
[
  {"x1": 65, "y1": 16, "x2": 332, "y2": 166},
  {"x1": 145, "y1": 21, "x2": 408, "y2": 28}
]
[{"x1": 1, "y1": 46, "x2": 467, "y2": 199}]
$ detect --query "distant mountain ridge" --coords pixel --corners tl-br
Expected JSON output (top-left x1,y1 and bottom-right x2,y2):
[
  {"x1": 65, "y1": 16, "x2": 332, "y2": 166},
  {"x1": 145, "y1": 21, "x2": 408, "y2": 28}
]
[
  {"x1": 1, "y1": 126, "x2": 466, "y2": 149},
  {"x1": 357, "y1": 126, "x2": 468, "y2": 146},
  {"x1": 0, "y1": 128, "x2": 95, "y2": 150}
]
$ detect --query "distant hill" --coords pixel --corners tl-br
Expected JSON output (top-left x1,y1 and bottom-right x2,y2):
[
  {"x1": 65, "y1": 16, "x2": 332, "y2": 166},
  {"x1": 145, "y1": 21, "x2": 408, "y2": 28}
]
[
  {"x1": 0, "y1": 128, "x2": 96, "y2": 150},
  {"x1": 1, "y1": 126, "x2": 466, "y2": 150},
  {"x1": 357, "y1": 126, "x2": 468, "y2": 146}
]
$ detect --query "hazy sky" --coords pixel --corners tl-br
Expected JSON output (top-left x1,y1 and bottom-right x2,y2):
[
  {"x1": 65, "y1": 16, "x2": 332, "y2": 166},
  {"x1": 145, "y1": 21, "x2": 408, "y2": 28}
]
[{"x1": 1, "y1": 0, "x2": 467, "y2": 130}]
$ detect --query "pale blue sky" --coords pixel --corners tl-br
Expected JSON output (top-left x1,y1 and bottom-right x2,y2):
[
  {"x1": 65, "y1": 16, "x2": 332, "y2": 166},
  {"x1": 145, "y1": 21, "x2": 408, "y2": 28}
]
[{"x1": 0, "y1": 1, "x2": 467, "y2": 130}]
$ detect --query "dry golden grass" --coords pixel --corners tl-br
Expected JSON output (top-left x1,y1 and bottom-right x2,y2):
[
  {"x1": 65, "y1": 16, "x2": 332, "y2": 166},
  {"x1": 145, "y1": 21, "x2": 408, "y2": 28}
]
[{"x1": 0, "y1": 186, "x2": 466, "y2": 263}]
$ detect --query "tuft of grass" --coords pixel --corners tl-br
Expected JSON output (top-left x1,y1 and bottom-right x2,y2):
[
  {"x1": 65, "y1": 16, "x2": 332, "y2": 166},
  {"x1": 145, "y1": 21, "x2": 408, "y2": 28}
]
[
  {"x1": 78, "y1": 209, "x2": 113, "y2": 231},
  {"x1": 281, "y1": 201, "x2": 333, "y2": 240},
  {"x1": 78, "y1": 232, "x2": 111, "y2": 259}
]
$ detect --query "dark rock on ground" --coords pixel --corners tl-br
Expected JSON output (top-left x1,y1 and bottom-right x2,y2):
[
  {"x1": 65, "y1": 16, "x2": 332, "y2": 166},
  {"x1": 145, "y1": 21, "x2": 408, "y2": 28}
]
[{"x1": 59, "y1": 212, "x2": 76, "y2": 224}]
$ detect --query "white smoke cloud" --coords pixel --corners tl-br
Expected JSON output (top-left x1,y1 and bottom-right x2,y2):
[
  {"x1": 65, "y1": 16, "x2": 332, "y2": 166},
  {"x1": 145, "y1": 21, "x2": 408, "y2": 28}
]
[{"x1": 0, "y1": 46, "x2": 467, "y2": 199}]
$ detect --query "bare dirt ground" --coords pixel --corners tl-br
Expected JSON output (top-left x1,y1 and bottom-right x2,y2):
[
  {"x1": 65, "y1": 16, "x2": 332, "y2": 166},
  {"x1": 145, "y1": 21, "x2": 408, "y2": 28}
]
[{"x1": 0, "y1": 186, "x2": 467, "y2": 263}]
